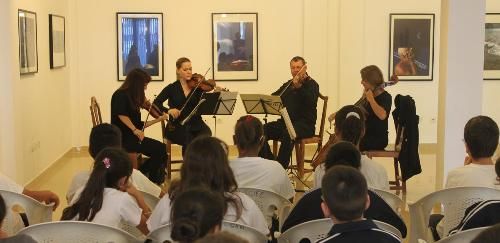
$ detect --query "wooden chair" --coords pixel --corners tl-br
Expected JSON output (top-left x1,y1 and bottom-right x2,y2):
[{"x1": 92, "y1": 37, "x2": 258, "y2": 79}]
[
  {"x1": 364, "y1": 124, "x2": 406, "y2": 194},
  {"x1": 274, "y1": 93, "x2": 328, "y2": 178},
  {"x1": 90, "y1": 96, "x2": 102, "y2": 127},
  {"x1": 161, "y1": 120, "x2": 183, "y2": 180}
]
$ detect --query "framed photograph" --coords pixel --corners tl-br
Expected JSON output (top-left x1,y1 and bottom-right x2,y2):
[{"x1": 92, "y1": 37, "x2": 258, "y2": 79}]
[
  {"x1": 484, "y1": 13, "x2": 500, "y2": 80},
  {"x1": 212, "y1": 13, "x2": 258, "y2": 81},
  {"x1": 117, "y1": 12, "x2": 163, "y2": 81},
  {"x1": 49, "y1": 14, "x2": 65, "y2": 69},
  {"x1": 18, "y1": 9, "x2": 38, "y2": 74},
  {"x1": 389, "y1": 14, "x2": 435, "y2": 81}
]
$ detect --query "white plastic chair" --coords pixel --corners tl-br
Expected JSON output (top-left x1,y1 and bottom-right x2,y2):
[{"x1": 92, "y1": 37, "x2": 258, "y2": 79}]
[
  {"x1": 408, "y1": 187, "x2": 500, "y2": 243},
  {"x1": 147, "y1": 221, "x2": 268, "y2": 243},
  {"x1": 119, "y1": 190, "x2": 160, "y2": 240},
  {"x1": 17, "y1": 221, "x2": 142, "y2": 243},
  {"x1": 237, "y1": 187, "x2": 291, "y2": 229},
  {"x1": 278, "y1": 218, "x2": 402, "y2": 243},
  {"x1": 222, "y1": 221, "x2": 268, "y2": 243},
  {"x1": 435, "y1": 226, "x2": 489, "y2": 243},
  {"x1": 0, "y1": 190, "x2": 53, "y2": 235},
  {"x1": 371, "y1": 188, "x2": 405, "y2": 215}
]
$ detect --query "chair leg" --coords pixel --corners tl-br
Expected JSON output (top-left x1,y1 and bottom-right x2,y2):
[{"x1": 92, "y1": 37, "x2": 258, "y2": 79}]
[
  {"x1": 273, "y1": 140, "x2": 279, "y2": 157},
  {"x1": 129, "y1": 153, "x2": 139, "y2": 169},
  {"x1": 295, "y1": 142, "x2": 305, "y2": 178},
  {"x1": 166, "y1": 141, "x2": 172, "y2": 180}
]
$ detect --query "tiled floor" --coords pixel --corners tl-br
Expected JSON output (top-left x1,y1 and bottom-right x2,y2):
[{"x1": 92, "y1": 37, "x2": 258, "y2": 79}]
[{"x1": 26, "y1": 144, "x2": 438, "y2": 242}]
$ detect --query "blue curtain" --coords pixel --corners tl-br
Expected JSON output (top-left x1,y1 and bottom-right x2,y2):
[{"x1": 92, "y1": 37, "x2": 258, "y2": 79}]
[{"x1": 121, "y1": 17, "x2": 159, "y2": 68}]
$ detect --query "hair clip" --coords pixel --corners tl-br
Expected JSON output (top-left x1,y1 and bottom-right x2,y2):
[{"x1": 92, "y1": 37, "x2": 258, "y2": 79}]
[
  {"x1": 103, "y1": 158, "x2": 111, "y2": 169},
  {"x1": 346, "y1": 112, "x2": 360, "y2": 119}
]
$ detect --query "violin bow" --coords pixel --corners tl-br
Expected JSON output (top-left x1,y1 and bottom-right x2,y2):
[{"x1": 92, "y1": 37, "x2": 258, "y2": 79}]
[
  {"x1": 142, "y1": 94, "x2": 157, "y2": 133},
  {"x1": 178, "y1": 67, "x2": 211, "y2": 114}
]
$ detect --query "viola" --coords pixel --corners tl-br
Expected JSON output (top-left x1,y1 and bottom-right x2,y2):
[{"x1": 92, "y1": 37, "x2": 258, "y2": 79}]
[
  {"x1": 142, "y1": 99, "x2": 163, "y2": 119},
  {"x1": 187, "y1": 73, "x2": 217, "y2": 92}
]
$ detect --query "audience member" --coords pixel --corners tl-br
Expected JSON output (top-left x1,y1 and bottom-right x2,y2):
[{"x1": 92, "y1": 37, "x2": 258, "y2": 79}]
[
  {"x1": 471, "y1": 223, "x2": 500, "y2": 243},
  {"x1": 281, "y1": 142, "x2": 406, "y2": 237},
  {"x1": 66, "y1": 123, "x2": 161, "y2": 203},
  {"x1": 230, "y1": 115, "x2": 294, "y2": 200},
  {"x1": 0, "y1": 194, "x2": 37, "y2": 242},
  {"x1": 61, "y1": 147, "x2": 150, "y2": 235},
  {"x1": 147, "y1": 136, "x2": 268, "y2": 235},
  {"x1": 0, "y1": 174, "x2": 59, "y2": 211},
  {"x1": 195, "y1": 231, "x2": 249, "y2": 243},
  {"x1": 317, "y1": 165, "x2": 401, "y2": 243}
]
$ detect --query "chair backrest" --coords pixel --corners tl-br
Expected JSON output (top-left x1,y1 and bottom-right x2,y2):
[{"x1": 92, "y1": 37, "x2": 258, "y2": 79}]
[
  {"x1": 371, "y1": 188, "x2": 405, "y2": 215},
  {"x1": 119, "y1": 191, "x2": 159, "y2": 240},
  {"x1": 373, "y1": 219, "x2": 403, "y2": 240},
  {"x1": 408, "y1": 187, "x2": 500, "y2": 243},
  {"x1": 147, "y1": 223, "x2": 172, "y2": 243},
  {"x1": 0, "y1": 190, "x2": 53, "y2": 235},
  {"x1": 278, "y1": 218, "x2": 332, "y2": 243},
  {"x1": 17, "y1": 221, "x2": 142, "y2": 243},
  {"x1": 222, "y1": 221, "x2": 268, "y2": 243},
  {"x1": 237, "y1": 187, "x2": 291, "y2": 228},
  {"x1": 90, "y1": 96, "x2": 103, "y2": 127},
  {"x1": 435, "y1": 226, "x2": 489, "y2": 243},
  {"x1": 317, "y1": 93, "x2": 328, "y2": 142}
]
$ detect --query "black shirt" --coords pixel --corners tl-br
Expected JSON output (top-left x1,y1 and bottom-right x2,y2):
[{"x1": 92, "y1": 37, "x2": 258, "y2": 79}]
[
  {"x1": 361, "y1": 91, "x2": 392, "y2": 150},
  {"x1": 153, "y1": 80, "x2": 205, "y2": 130},
  {"x1": 449, "y1": 200, "x2": 500, "y2": 236},
  {"x1": 281, "y1": 189, "x2": 407, "y2": 238},
  {"x1": 111, "y1": 89, "x2": 143, "y2": 151},
  {"x1": 272, "y1": 78, "x2": 319, "y2": 138},
  {"x1": 317, "y1": 219, "x2": 401, "y2": 243}
]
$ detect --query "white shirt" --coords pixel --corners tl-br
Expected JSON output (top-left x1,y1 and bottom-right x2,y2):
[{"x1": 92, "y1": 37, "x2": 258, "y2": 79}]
[
  {"x1": 445, "y1": 164, "x2": 497, "y2": 189},
  {"x1": 0, "y1": 173, "x2": 24, "y2": 194},
  {"x1": 66, "y1": 169, "x2": 161, "y2": 203},
  {"x1": 70, "y1": 188, "x2": 142, "y2": 228},
  {"x1": 147, "y1": 191, "x2": 269, "y2": 235},
  {"x1": 229, "y1": 157, "x2": 295, "y2": 199},
  {"x1": 313, "y1": 155, "x2": 389, "y2": 191}
]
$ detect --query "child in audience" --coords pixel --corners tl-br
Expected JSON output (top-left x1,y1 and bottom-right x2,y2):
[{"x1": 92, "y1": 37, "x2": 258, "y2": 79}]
[
  {"x1": 0, "y1": 173, "x2": 59, "y2": 211},
  {"x1": 0, "y1": 195, "x2": 37, "y2": 242},
  {"x1": 230, "y1": 115, "x2": 294, "y2": 200},
  {"x1": 317, "y1": 165, "x2": 401, "y2": 243},
  {"x1": 282, "y1": 142, "x2": 406, "y2": 237},
  {"x1": 445, "y1": 115, "x2": 499, "y2": 188},
  {"x1": 61, "y1": 147, "x2": 150, "y2": 235},
  {"x1": 471, "y1": 223, "x2": 500, "y2": 243},
  {"x1": 66, "y1": 123, "x2": 161, "y2": 203},
  {"x1": 147, "y1": 136, "x2": 268, "y2": 235},
  {"x1": 169, "y1": 187, "x2": 225, "y2": 243},
  {"x1": 315, "y1": 105, "x2": 389, "y2": 190},
  {"x1": 195, "y1": 231, "x2": 249, "y2": 243}
]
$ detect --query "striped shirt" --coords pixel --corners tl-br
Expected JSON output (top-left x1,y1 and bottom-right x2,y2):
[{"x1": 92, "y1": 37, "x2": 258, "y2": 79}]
[{"x1": 449, "y1": 200, "x2": 500, "y2": 236}]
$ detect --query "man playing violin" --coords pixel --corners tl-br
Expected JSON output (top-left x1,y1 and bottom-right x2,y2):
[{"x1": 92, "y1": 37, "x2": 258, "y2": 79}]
[
  {"x1": 153, "y1": 57, "x2": 212, "y2": 154},
  {"x1": 259, "y1": 56, "x2": 320, "y2": 169}
]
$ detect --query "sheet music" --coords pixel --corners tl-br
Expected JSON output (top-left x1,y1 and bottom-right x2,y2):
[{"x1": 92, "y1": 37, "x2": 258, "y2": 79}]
[
  {"x1": 240, "y1": 94, "x2": 282, "y2": 115},
  {"x1": 280, "y1": 107, "x2": 297, "y2": 140},
  {"x1": 216, "y1": 91, "x2": 238, "y2": 115}
]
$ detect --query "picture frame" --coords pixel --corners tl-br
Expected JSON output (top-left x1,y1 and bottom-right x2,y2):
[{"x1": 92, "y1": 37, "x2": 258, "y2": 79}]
[
  {"x1": 389, "y1": 14, "x2": 435, "y2": 81},
  {"x1": 18, "y1": 9, "x2": 38, "y2": 74},
  {"x1": 212, "y1": 13, "x2": 258, "y2": 81},
  {"x1": 484, "y1": 13, "x2": 500, "y2": 80},
  {"x1": 117, "y1": 12, "x2": 163, "y2": 81},
  {"x1": 49, "y1": 14, "x2": 66, "y2": 69}
]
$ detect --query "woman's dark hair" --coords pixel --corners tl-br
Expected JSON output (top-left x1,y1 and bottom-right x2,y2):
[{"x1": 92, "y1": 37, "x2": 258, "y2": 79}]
[
  {"x1": 61, "y1": 147, "x2": 133, "y2": 221},
  {"x1": 176, "y1": 57, "x2": 191, "y2": 69},
  {"x1": 334, "y1": 105, "x2": 366, "y2": 145},
  {"x1": 119, "y1": 68, "x2": 150, "y2": 110},
  {"x1": 170, "y1": 187, "x2": 225, "y2": 243},
  {"x1": 234, "y1": 115, "x2": 263, "y2": 151},
  {"x1": 360, "y1": 65, "x2": 384, "y2": 87},
  {"x1": 169, "y1": 136, "x2": 242, "y2": 219}
]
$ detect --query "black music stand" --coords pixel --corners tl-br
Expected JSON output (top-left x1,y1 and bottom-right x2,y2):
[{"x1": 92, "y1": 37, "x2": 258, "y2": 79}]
[
  {"x1": 239, "y1": 94, "x2": 283, "y2": 124},
  {"x1": 198, "y1": 92, "x2": 238, "y2": 135}
]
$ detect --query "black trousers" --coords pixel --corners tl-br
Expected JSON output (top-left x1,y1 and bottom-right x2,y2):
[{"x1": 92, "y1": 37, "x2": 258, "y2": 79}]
[
  {"x1": 166, "y1": 122, "x2": 212, "y2": 154},
  {"x1": 259, "y1": 120, "x2": 293, "y2": 169},
  {"x1": 122, "y1": 135, "x2": 168, "y2": 185}
]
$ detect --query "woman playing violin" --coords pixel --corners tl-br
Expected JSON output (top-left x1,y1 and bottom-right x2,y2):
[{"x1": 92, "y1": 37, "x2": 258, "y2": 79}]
[
  {"x1": 153, "y1": 57, "x2": 212, "y2": 154},
  {"x1": 111, "y1": 68, "x2": 169, "y2": 185}
]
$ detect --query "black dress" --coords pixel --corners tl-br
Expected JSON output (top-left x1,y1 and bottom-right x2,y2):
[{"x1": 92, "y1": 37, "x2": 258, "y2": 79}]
[
  {"x1": 359, "y1": 91, "x2": 392, "y2": 151},
  {"x1": 153, "y1": 80, "x2": 211, "y2": 153},
  {"x1": 111, "y1": 89, "x2": 167, "y2": 184}
]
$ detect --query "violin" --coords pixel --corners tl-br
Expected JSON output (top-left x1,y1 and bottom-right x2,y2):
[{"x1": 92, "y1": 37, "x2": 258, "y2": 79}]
[
  {"x1": 142, "y1": 99, "x2": 163, "y2": 119},
  {"x1": 187, "y1": 73, "x2": 217, "y2": 92}
]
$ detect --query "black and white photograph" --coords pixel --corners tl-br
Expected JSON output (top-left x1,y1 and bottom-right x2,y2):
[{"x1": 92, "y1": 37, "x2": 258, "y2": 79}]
[
  {"x1": 484, "y1": 13, "x2": 500, "y2": 80},
  {"x1": 117, "y1": 12, "x2": 163, "y2": 81},
  {"x1": 18, "y1": 9, "x2": 38, "y2": 74},
  {"x1": 389, "y1": 14, "x2": 435, "y2": 81},
  {"x1": 212, "y1": 13, "x2": 258, "y2": 81},
  {"x1": 49, "y1": 14, "x2": 65, "y2": 69}
]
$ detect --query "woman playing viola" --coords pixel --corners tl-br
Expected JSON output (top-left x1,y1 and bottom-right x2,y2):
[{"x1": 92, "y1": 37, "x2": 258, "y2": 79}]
[
  {"x1": 111, "y1": 68, "x2": 169, "y2": 185},
  {"x1": 153, "y1": 57, "x2": 212, "y2": 153}
]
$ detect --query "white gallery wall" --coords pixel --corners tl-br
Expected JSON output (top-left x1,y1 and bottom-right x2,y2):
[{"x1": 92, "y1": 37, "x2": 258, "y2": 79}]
[{"x1": 0, "y1": 0, "x2": 498, "y2": 184}]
